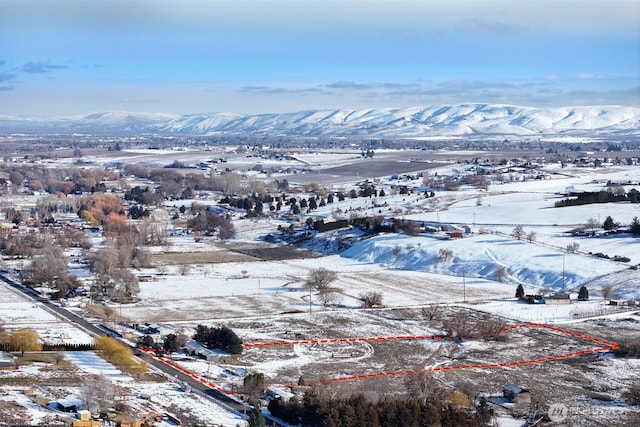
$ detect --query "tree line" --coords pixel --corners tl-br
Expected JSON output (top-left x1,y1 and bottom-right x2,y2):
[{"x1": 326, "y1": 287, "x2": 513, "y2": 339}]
[
  {"x1": 264, "y1": 391, "x2": 484, "y2": 427},
  {"x1": 555, "y1": 189, "x2": 639, "y2": 207}
]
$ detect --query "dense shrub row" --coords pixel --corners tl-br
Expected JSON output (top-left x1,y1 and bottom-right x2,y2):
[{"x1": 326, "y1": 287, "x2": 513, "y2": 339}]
[
  {"x1": 266, "y1": 391, "x2": 483, "y2": 427},
  {"x1": 555, "y1": 189, "x2": 639, "y2": 207}
]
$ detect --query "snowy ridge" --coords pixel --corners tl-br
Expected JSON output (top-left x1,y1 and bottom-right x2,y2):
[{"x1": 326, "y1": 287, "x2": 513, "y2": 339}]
[
  {"x1": 146, "y1": 104, "x2": 640, "y2": 137},
  {"x1": 1, "y1": 104, "x2": 639, "y2": 136}
]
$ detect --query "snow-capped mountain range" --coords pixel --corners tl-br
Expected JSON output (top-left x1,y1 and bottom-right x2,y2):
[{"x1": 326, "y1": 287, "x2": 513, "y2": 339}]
[{"x1": 3, "y1": 104, "x2": 639, "y2": 137}]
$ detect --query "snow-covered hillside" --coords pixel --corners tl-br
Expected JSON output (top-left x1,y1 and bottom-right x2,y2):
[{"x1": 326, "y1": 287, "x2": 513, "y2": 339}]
[
  {"x1": 2, "y1": 104, "x2": 639, "y2": 137},
  {"x1": 153, "y1": 104, "x2": 640, "y2": 137}
]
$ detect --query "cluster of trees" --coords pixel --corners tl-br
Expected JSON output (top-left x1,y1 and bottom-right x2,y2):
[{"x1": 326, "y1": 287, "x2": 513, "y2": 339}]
[
  {"x1": 187, "y1": 210, "x2": 235, "y2": 239},
  {"x1": 220, "y1": 191, "x2": 333, "y2": 216},
  {"x1": 94, "y1": 335, "x2": 147, "y2": 371},
  {"x1": 22, "y1": 242, "x2": 80, "y2": 295},
  {"x1": 555, "y1": 189, "x2": 639, "y2": 207},
  {"x1": 266, "y1": 391, "x2": 483, "y2": 427},
  {"x1": 0, "y1": 327, "x2": 42, "y2": 356},
  {"x1": 140, "y1": 332, "x2": 184, "y2": 355},
  {"x1": 511, "y1": 225, "x2": 536, "y2": 242},
  {"x1": 0, "y1": 165, "x2": 118, "y2": 195},
  {"x1": 0, "y1": 218, "x2": 90, "y2": 257},
  {"x1": 124, "y1": 185, "x2": 164, "y2": 206},
  {"x1": 88, "y1": 238, "x2": 143, "y2": 300},
  {"x1": 78, "y1": 194, "x2": 126, "y2": 229},
  {"x1": 359, "y1": 291, "x2": 383, "y2": 308},
  {"x1": 193, "y1": 324, "x2": 243, "y2": 354},
  {"x1": 582, "y1": 216, "x2": 640, "y2": 236}
]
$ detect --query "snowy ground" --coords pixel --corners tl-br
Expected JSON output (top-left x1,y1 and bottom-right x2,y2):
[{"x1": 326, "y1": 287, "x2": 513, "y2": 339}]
[
  {"x1": 0, "y1": 349, "x2": 245, "y2": 426},
  {"x1": 1, "y1": 155, "x2": 639, "y2": 425},
  {"x1": 0, "y1": 282, "x2": 93, "y2": 345}
]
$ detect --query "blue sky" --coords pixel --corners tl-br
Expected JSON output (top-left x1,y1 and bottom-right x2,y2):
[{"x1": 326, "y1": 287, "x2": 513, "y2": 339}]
[{"x1": 0, "y1": 0, "x2": 638, "y2": 117}]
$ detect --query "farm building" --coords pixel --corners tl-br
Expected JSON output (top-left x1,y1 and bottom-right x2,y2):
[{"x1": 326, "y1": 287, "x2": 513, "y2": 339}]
[
  {"x1": 55, "y1": 396, "x2": 83, "y2": 413},
  {"x1": 185, "y1": 339, "x2": 219, "y2": 362},
  {"x1": 545, "y1": 292, "x2": 571, "y2": 305},
  {"x1": 0, "y1": 351, "x2": 17, "y2": 370},
  {"x1": 267, "y1": 386, "x2": 294, "y2": 402},
  {"x1": 503, "y1": 385, "x2": 532, "y2": 405}
]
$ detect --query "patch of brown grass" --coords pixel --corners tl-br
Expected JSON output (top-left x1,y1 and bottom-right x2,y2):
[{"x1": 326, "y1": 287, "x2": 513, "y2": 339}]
[{"x1": 153, "y1": 250, "x2": 255, "y2": 265}]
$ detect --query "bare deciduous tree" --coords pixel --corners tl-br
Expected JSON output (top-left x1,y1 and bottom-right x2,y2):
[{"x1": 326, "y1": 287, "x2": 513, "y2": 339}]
[
  {"x1": 317, "y1": 290, "x2": 343, "y2": 307},
  {"x1": 477, "y1": 314, "x2": 507, "y2": 341},
  {"x1": 494, "y1": 265, "x2": 509, "y2": 282},
  {"x1": 138, "y1": 218, "x2": 169, "y2": 245},
  {"x1": 401, "y1": 221, "x2": 421, "y2": 236},
  {"x1": 586, "y1": 218, "x2": 600, "y2": 233},
  {"x1": 179, "y1": 264, "x2": 191, "y2": 276},
  {"x1": 405, "y1": 369, "x2": 442, "y2": 404},
  {"x1": 443, "y1": 312, "x2": 473, "y2": 338},
  {"x1": 566, "y1": 242, "x2": 580, "y2": 253},
  {"x1": 437, "y1": 248, "x2": 454, "y2": 263},
  {"x1": 305, "y1": 268, "x2": 337, "y2": 292},
  {"x1": 359, "y1": 291, "x2": 383, "y2": 308},
  {"x1": 421, "y1": 305, "x2": 442, "y2": 321},
  {"x1": 23, "y1": 242, "x2": 69, "y2": 289},
  {"x1": 526, "y1": 231, "x2": 537, "y2": 243},
  {"x1": 53, "y1": 351, "x2": 65, "y2": 365},
  {"x1": 602, "y1": 284, "x2": 613, "y2": 300},
  {"x1": 392, "y1": 245, "x2": 402, "y2": 258},
  {"x1": 81, "y1": 374, "x2": 115, "y2": 412},
  {"x1": 511, "y1": 224, "x2": 525, "y2": 240}
]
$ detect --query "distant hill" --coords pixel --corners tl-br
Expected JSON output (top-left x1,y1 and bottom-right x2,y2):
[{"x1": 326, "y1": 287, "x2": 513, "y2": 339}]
[{"x1": 2, "y1": 104, "x2": 639, "y2": 137}]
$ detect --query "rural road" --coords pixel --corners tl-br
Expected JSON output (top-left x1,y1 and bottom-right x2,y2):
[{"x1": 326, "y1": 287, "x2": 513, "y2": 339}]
[{"x1": 0, "y1": 274, "x2": 288, "y2": 425}]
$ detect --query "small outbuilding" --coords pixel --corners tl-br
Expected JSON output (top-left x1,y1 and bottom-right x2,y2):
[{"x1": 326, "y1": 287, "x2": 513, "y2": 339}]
[
  {"x1": 185, "y1": 339, "x2": 219, "y2": 362},
  {"x1": 545, "y1": 292, "x2": 571, "y2": 305},
  {"x1": 503, "y1": 385, "x2": 532, "y2": 405},
  {"x1": 0, "y1": 351, "x2": 17, "y2": 370},
  {"x1": 267, "y1": 386, "x2": 294, "y2": 402},
  {"x1": 55, "y1": 396, "x2": 82, "y2": 413}
]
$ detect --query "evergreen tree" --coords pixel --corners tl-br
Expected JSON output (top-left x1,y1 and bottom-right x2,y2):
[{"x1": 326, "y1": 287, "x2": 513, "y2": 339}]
[
  {"x1": 603, "y1": 215, "x2": 619, "y2": 230},
  {"x1": 631, "y1": 217, "x2": 640, "y2": 236},
  {"x1": 248, "y1": 406, "x2": 266, "y2": 427},
  {"x1": 578, "y1": 286, "x2": 589, "y2": 301},
  {"x1": 515, "y1": 284, "x2": 525, "y2": 299},
  {"x1": 141, "y1": 335, "x2": 155, "y2": 348},
  {"x1": 163, "y1": 333, "x2": 179, "y2": 354},
  {"x1": 476, "y1": 396, "x2": 493, "y2": 425}
]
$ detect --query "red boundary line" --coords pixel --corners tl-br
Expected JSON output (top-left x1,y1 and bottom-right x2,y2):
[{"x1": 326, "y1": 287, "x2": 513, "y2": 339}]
[
  {"x1": 144, "y1": 323, "x2": 619, "y2": 393},
  {"x1": 243, "y1": 322, "x2": 619, "y2": 387}
]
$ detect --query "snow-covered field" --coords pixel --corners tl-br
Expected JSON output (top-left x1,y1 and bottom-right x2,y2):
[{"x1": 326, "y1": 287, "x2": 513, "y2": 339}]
[{"x1": 0, "y1": 283, "x2": 93, "y2": 345}]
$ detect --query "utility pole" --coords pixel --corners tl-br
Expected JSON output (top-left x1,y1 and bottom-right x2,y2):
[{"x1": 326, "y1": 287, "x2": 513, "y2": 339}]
[
  {"x1": 463, "y1": 268, "x2": 467, "y2": 303},
  {"x1": 562, "y1": 255, "x2": 566, "y2": 291}
]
